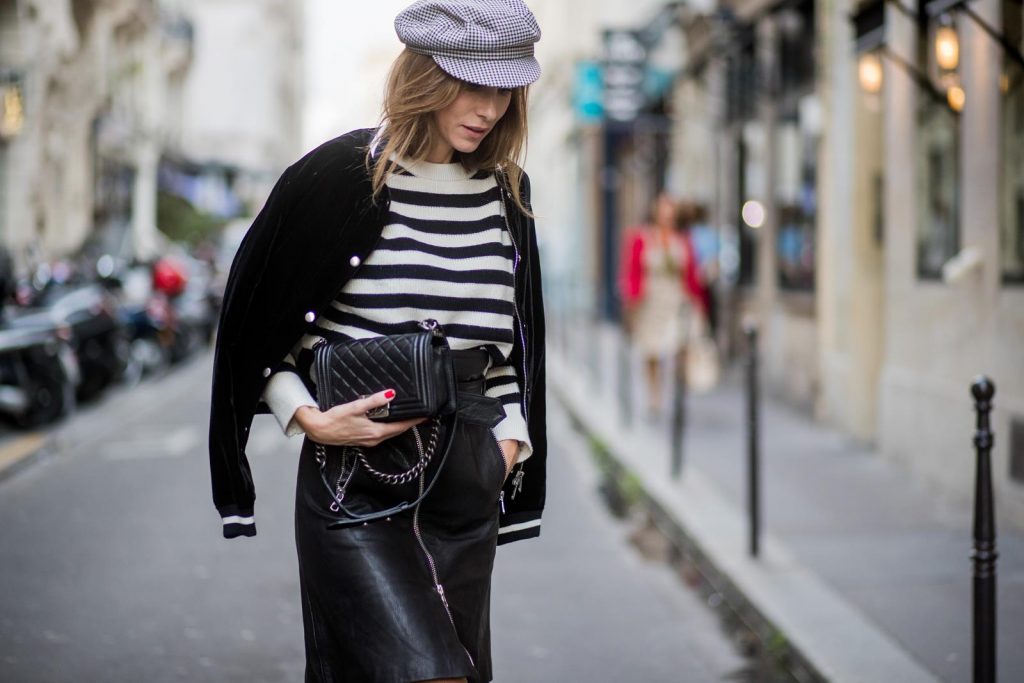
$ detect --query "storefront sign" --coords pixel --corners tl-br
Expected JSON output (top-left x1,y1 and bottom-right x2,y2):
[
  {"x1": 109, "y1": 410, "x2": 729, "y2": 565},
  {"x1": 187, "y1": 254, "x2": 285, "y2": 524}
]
[
  {"x1": 602, "y1": 29, "x2": 647, "y2": 122},
  {"x1": 574, "y1": 61, "x2": 604, "y2": 124}
]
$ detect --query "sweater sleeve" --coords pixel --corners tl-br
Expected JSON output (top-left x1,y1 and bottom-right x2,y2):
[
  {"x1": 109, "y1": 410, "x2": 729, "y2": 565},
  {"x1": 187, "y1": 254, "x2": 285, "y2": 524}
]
[
  {"x1": 261, "y1": 349, "x2": 316, "y2": 437},
  {"x1": 484, "y1": 360, "x2": 533, "y2": 463}
]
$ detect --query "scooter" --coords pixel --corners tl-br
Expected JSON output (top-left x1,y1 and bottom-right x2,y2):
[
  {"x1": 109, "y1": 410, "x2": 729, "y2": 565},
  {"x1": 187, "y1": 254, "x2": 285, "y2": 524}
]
[
  {"x1": 0, "y1": 249, "x2": 79, "y2": 427},
  {"x1": 0, "y1": 316, "x2": 78, "y2": 428},
  {"x1": 17, "y1": 269, "x2": 127, "y2": 402}
]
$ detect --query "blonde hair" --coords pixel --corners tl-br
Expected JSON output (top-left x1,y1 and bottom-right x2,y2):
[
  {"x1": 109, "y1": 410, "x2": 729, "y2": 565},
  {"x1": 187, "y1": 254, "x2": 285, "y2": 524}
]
[{"x1": 368, "y1": 49, "x2": 531, "y2": 215}]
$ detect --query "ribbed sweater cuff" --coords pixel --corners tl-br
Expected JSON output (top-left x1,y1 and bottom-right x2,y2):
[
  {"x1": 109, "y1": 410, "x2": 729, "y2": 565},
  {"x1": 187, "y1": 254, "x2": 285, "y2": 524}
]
[
  {"x1": 262, "y1": 370, "x2": 316, "y2": 437},
  {"x1": 491, "y1": 403, "x2": 533, "y2": 464}
]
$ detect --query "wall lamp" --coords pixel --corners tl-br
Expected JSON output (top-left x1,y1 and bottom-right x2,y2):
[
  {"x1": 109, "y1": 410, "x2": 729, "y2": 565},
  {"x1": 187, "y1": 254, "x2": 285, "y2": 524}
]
[
  {"x1": 0, "y1": 71, "x2": 25, "y2": 140},
  {"x1": 851, "y1": 0, "x2": 962, "y2": 114},
  {"x1": 926, "y1": 0, "x2": 1024, "y2": 70}
]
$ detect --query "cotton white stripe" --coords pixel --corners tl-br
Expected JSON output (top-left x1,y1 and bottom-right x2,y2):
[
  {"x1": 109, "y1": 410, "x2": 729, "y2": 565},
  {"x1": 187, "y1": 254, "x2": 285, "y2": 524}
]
[
  {"x1": 387, "y1": 173, "x2": 496, "y2": 194},
  {"x1": 389, "y1": 199, "x2": 502, "y2": 223},
  {"x1": 380, "y1": 224, "x2": 505, "y2": 248},
  {"x1": 363, "y1": 249, "x2": 512, "y2": 273},
  {"x1": 222, "y1": 515, "x2": 255, "y2": 525},
  {"x1": 498, "y1": 519, "x2": 541, "y2": 535}
]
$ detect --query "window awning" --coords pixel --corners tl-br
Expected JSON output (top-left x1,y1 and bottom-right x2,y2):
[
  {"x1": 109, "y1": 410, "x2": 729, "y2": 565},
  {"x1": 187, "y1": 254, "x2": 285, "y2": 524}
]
[{"x1": 852, "y1": 0, "x2": 886, "y2": 53}]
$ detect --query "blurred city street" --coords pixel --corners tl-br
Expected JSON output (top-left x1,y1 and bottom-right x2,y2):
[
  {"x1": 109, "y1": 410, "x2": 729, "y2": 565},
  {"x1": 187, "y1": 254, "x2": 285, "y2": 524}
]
[
  {"x1": 1, "y1": 0, "x2": 1023, "y2": 680},
  {"x1": 0, "y1": 353, "x2": 747, "y2": 683},
  {"x1": 551, "y1": 318, "x2": 1024, "y2": 683}
]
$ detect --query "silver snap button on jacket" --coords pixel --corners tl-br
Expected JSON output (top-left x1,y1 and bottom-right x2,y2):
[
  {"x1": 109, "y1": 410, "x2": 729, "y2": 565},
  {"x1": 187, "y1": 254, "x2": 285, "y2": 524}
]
[
  {"x1": 349, "y1": 255, "x2": 361, "y2": 267},
  {"x1": 305, "y1": 311, "x2": 316, "y2": 323},
  {"x1": 262, "y1": 367, "x2": 272, "y2": 378}
]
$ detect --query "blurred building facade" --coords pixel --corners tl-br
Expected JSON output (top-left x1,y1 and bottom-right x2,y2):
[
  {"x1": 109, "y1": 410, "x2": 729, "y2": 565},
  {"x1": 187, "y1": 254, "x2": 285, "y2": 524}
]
[
  {"x1": 177, "y1": 0, "x2": 303, "y2": 211},
  {"x1": 0, "y1": 0, "x2": 194, "y2": 260},
  {"x1": 0, "y1": 0, "x2": 302, "y2": 264},
  {"x1": 545, "y1": 0, "x2": 1024, "y2": 525}
]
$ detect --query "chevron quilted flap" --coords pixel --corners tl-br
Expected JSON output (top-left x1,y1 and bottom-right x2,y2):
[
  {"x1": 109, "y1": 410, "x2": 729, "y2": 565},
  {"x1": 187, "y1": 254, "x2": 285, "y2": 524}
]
[{"x1": 312, "y1": 322, "x2": 455, "y2": 423}]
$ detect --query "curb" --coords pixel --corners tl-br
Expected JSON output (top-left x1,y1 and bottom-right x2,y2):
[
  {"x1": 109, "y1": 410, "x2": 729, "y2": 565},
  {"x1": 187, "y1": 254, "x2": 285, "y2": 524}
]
[
  {"x1": 0, "y1": 432, "x2": 50, "y2": 484},
  {"x1": 550, "y1": 354, "x2": 941, "y2": 683}
]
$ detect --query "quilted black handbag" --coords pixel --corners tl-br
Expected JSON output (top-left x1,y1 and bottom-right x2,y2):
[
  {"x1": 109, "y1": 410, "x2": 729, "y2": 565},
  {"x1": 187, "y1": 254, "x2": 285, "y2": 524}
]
[
  {"x1": 312, "y1": 319, "x2": 457, "y2": 422},
  {"x1": 310, "y1": 319, "x2": 458, "y2": 527}
]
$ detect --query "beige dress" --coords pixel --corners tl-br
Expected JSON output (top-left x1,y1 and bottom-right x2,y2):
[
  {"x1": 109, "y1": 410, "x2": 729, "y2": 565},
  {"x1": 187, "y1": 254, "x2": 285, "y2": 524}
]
[{"x1": 632, "y1": 232, "x2": 695, "y2": 356}]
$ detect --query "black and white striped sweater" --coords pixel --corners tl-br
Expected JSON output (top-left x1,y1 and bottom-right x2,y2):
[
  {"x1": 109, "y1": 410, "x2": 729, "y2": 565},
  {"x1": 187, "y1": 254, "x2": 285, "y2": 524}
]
[{"x1": 262, "y1": 157, "x2": 533, "y2": 461}]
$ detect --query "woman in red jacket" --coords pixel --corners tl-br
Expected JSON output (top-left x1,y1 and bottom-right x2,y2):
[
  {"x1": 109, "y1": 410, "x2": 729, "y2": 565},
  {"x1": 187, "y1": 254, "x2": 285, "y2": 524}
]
[{"x1": 620, "y1": 194, "x2": 708, "y2": 416}]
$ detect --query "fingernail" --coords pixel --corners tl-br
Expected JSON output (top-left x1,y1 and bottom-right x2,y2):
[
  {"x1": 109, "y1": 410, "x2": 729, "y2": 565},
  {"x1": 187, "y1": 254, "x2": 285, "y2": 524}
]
[{"x1": 384, "y1": 389, "x2": 396, "y2": 400}]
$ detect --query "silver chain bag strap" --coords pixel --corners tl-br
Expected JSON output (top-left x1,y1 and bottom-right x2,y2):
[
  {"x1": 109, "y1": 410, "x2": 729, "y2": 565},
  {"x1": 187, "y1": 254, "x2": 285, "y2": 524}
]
[{"x1": 310, "y1": 319, "x2": 458, "y2": 527}]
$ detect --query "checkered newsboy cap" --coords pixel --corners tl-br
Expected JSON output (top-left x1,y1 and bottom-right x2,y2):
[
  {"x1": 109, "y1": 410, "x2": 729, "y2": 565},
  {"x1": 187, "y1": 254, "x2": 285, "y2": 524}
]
[{"x1": 394, "y1": 0, "x2": 541, "y2": 89}]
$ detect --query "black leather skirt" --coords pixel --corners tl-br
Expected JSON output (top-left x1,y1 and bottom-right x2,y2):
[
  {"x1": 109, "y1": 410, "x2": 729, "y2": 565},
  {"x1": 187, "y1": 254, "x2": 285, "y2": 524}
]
[{"x1": 294, "y1": 349, "x2": 507, "y2": 683}]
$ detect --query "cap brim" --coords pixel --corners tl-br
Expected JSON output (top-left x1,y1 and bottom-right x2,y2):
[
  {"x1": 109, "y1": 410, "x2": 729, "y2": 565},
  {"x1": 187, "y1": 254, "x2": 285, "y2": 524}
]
[{"x1": 433, "y1": 54, "x2": 540, "y2": 89}]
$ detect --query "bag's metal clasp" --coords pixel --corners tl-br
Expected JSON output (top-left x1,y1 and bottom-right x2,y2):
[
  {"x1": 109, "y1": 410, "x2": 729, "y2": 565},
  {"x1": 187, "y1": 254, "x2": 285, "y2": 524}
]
[
  {"x1": 362, "y1": 394, "x2": 390, "y2": 419},
  {"x1": 419, "y1": 318, "x2": 444, "y2": 338}
]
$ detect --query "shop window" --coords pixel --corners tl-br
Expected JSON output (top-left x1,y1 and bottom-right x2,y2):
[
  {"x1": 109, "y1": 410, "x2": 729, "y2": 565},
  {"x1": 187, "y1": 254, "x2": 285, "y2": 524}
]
[
  {"x1": 916, "y1": 15, "x2": 961, "y2": 280},
  {"x1": 775, "y1": 0, "x2": 818, "y2": 293},
  {"x1": 727, "y1": 29, "x2": 759, "y2": 288},
  {"x1": 775, "y1": 97, "x2": 819, "y2": 291},
  {"x1": 1002, "y1": 0, "x2": 1024, "y2": 284},
  {"x1": 738, "y1": 122, "x2": 767, "y2": 287}
]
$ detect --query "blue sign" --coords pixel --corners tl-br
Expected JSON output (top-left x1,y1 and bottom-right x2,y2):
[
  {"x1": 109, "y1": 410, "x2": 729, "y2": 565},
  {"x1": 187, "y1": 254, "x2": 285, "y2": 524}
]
[{"x1": 573, "y1": 61, "x2": 604, "y2": 124}]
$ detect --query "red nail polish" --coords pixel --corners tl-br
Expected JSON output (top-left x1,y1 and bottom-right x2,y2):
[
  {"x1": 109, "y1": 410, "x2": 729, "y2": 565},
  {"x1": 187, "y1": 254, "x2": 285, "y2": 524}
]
[{"x1": 384, "y1": 389, "x2": 396, "y2": 400}]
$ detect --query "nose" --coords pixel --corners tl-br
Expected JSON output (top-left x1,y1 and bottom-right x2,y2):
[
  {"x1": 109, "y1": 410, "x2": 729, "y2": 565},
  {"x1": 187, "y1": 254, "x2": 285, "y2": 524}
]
[{"x1": 476, "y1": 90, "x2": 501, "y2": 122}]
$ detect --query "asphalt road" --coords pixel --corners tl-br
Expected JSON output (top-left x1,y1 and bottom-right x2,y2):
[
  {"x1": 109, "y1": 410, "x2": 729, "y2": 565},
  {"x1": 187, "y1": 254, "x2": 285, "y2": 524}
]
[{"x1": 0, "y1": 354, "x2": 745, "y2": 682}]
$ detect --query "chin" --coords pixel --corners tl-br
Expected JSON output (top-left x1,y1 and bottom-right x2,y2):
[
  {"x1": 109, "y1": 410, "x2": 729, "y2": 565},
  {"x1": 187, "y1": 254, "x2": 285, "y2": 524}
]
[{"x1": 453, "y1": 139, "x2": 483, "y2": 154}]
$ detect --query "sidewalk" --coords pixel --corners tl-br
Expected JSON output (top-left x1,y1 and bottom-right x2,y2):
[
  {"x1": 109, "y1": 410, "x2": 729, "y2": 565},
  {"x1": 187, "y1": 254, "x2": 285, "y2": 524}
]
[{"x1": 549, "y1": 322, "x2": 1024, "y2": 683}]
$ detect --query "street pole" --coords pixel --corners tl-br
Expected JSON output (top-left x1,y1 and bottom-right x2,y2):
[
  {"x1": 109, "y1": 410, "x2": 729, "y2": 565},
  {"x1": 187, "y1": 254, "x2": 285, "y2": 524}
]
[
  {"x1": 670, "y1": 344, "x2": 686, "y2": 479},
  {"x1": 971, "y1": 376, "x2": 997, "y2": 683},
  {"x1": 745, "y1": 320, "x2": 761, "y2": 558}
]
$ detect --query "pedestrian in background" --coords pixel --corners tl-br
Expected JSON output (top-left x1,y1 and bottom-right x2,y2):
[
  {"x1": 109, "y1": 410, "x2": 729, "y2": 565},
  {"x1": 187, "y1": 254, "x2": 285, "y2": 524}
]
[
  {"x1": 620, "y1": 193, "x2": 708, "y2": 417},
  {"x1": 208, "y1": 2, "x2": 547, "y2": 682}
]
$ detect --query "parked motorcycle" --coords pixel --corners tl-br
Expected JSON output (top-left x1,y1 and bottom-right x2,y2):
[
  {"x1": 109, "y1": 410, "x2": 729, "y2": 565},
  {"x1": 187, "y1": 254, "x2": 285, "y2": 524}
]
[
  {"x1": 0, "y1": 250, "x2": 78, "y2": 427},
  {"x1": 0, "y1": 314, "x2": 79, "y2": 428},
  {"x1": 15, "y1": 261, "x2": 128, "y2": 402}
]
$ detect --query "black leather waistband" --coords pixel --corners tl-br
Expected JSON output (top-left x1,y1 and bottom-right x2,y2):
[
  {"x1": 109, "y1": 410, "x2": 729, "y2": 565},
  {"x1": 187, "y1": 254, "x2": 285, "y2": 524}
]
[{"x1": 451, "y1": 348, "x2": 490, "y2": 387}]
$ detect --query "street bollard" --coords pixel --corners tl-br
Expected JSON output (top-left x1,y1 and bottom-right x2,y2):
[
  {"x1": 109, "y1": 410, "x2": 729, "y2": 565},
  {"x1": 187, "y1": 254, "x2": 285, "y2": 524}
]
[
  {"x1": 971, "y1": 376, "x2": 997, "y2": 683},
  {"x1": 744, "y1": 321, "x2": 761, "y2": 558},
  {"x1": 669, "y1": 344, "x2": 686, "y2": 479}
]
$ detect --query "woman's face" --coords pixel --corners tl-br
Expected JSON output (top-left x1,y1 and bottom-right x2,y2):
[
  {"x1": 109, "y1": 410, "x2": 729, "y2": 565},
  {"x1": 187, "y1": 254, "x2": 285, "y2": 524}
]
[
  {"x1": 429, "y1": 84, "x2": 513, "y2": 163},
  {"x1": 654, "y1": 194, "x2": 676, "y2": 228}
]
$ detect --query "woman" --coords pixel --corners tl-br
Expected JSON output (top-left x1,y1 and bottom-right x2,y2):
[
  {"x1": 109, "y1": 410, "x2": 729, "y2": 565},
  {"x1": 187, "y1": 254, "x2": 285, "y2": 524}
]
[
  {"x1": 620, "y1": 194, "x2": 707, "y2": 416},
  {"x1": 207, "y1": 2, "x2": 547, "y2": 682}
]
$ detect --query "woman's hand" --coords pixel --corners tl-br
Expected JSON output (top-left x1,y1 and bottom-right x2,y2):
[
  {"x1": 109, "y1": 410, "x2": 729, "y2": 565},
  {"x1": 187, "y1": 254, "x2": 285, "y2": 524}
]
[
  {"x1": 498, "y1": 439, "x2": 518, "y2": 480},
  {"x1": 294, "y1": 390, "x2": 426, "y2": 447}
]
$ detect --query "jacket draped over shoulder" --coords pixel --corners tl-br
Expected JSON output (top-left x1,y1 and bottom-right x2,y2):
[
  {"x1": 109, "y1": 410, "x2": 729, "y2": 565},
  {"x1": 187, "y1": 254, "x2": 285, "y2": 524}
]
[{"x1": 209, "y1": 128, "x2": 547, "y2": 543}]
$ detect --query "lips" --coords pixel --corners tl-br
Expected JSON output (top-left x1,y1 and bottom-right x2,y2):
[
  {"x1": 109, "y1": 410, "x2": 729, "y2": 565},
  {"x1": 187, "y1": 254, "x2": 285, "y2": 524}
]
[{"x1": 462, "y1": 125, "x2": 488, "y2": 137}]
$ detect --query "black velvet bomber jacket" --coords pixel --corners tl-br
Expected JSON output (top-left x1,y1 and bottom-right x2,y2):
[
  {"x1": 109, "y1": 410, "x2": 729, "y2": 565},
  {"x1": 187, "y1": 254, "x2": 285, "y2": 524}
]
[{"x1": 208, "y1": 128, "x2": 547, "y2": 544}]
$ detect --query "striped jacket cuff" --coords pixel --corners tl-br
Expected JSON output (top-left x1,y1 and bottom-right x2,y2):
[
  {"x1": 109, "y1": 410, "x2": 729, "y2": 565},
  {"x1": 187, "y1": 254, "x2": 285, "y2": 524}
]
[
  {"x1": 219, "y1": 505, "x2": 257, "y2": 539},
  {"x1": 497, "y1": 510, "x2": 541, "y2": 545}
]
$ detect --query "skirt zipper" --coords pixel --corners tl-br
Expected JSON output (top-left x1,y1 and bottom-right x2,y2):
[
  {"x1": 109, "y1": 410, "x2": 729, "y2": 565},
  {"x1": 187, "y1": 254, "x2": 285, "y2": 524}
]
[
  {"x1": 411, "y1": 470, "x2": 475, "y2": 667},
  {"x1": 493, "y1": 433, "x2": 507, "y2": 514}
]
